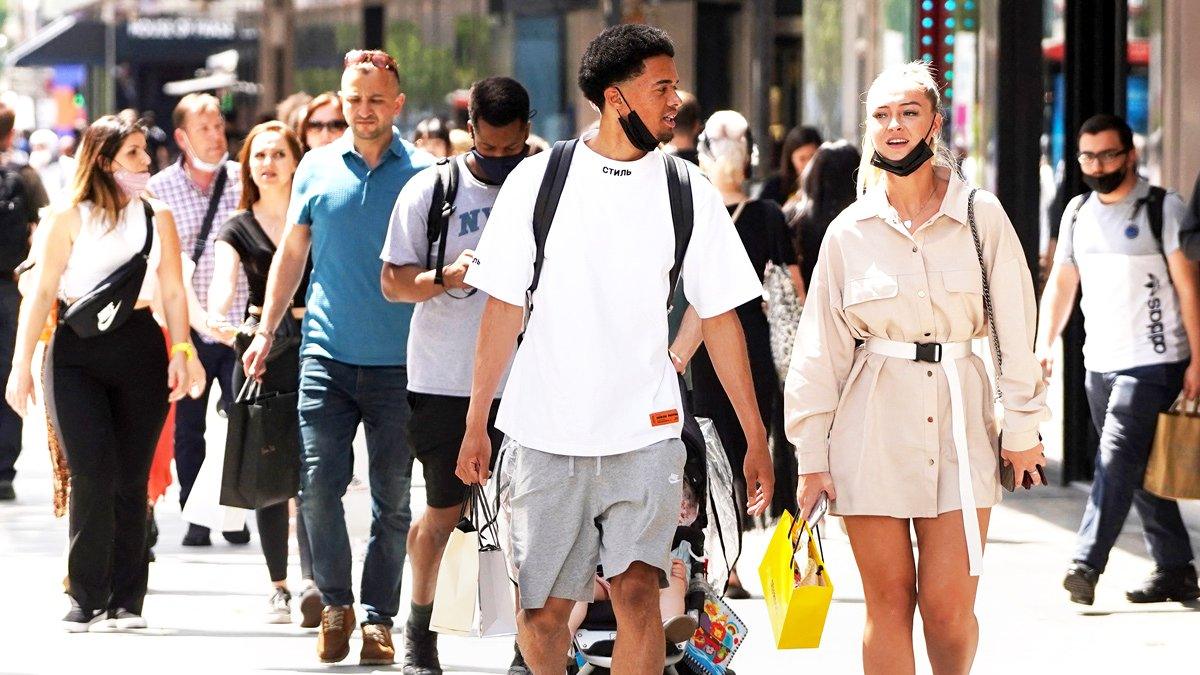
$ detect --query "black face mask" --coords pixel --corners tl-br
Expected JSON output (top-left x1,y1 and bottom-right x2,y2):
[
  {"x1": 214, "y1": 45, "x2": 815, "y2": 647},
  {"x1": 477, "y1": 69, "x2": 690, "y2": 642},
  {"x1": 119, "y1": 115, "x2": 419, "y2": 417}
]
[
  {"x1": 471, "y1": 148, "x2": 526, "y2": 185},
  {"x1": 870, "y1": 117, "x2": 937, "y2": 177},
  {"x1": 1082, "y1": 166, "x2": 1127, "y2": 194},
  {"x1": 615, "y1": 87, "x2": 661, "y2": 153}
]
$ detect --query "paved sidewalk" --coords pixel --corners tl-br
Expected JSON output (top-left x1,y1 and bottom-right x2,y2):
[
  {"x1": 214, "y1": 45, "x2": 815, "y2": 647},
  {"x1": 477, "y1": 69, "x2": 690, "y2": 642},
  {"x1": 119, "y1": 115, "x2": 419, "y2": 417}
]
[{"x1": 1, "y1": 404, "x2": 1197, "y2": 674}]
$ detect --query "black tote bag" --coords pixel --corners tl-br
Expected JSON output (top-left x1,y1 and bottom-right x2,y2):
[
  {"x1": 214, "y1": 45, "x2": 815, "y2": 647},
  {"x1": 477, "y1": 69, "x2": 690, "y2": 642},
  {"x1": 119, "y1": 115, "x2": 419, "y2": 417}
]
[{"x1": 220, "y1": 379, "x2": 301, "y2": 509}]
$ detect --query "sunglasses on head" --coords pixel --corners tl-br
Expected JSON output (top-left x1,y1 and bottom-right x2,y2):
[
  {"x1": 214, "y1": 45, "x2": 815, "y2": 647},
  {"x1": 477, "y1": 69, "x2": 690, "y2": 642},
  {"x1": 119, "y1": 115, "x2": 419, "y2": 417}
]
[
  {"x1": 344, "y1": 50, "x2": 400, "y2": 79},
  {"x1": 307, "y1": 120, "x2": 348, "y2": 132}
]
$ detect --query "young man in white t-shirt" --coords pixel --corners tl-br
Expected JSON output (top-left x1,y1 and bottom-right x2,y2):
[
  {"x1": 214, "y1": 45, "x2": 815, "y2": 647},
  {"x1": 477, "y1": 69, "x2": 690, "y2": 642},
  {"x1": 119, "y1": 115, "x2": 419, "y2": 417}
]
[
  {"x1": 1038, "y1": 114, "x2": 1200, "y2": 607},
  {"x1": 380, "y1": 76, "x2": 530, "y2": 675},
  {"x1": 455, "y1": 25, "x2": 774, "y2": 674}
]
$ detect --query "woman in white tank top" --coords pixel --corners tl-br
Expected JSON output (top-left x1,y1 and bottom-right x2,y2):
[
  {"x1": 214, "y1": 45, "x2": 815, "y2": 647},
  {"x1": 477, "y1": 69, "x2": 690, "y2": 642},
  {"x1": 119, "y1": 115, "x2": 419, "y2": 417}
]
[{"x1": 3, "y1": 113, "x2": 201, "y2": 632}]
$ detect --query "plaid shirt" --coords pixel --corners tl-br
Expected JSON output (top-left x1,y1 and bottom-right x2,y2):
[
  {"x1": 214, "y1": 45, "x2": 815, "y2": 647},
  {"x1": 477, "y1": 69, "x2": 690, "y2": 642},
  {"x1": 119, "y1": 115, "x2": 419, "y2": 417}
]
[{"x1": 148, "y1": 158, "x2": 247, "y2": 337}]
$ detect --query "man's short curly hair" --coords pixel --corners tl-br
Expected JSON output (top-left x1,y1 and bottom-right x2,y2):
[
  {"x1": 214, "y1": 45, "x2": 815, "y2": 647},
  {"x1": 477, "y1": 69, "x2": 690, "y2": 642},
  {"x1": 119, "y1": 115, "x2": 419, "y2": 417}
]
[{"x1": 577, "y1": 24, "x2": 675, "y2": 110}]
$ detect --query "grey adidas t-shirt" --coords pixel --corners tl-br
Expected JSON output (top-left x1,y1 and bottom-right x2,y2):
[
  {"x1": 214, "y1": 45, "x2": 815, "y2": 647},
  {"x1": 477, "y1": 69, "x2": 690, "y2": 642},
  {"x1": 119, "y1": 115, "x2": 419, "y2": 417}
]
[
  {"x1": 381, "y1": 154, "x2": 506, "y2": 396},
  {"x1": 1055, "y1": 178, "x2": 1191, "y2": 372}
]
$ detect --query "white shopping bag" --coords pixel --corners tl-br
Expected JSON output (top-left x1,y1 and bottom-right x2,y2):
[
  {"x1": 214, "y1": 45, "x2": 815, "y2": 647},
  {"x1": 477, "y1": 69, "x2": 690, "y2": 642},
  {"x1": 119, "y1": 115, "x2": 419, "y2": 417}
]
[
  {"x1": 431, "y1": 486, "x2": 517, "y2": 637},
  {"x1": 430, "y1": 524, "x2": 480, "y2": 635},
  {"x1": 181, "y1": 444, "x2": 248, "y2": 532}
]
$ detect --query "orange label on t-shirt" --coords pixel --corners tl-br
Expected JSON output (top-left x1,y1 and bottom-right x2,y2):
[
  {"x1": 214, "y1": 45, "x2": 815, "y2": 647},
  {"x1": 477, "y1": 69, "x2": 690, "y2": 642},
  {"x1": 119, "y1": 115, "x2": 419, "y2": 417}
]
[{"x1": 650, "y1": 409, "x2": 680, "y2": 427}]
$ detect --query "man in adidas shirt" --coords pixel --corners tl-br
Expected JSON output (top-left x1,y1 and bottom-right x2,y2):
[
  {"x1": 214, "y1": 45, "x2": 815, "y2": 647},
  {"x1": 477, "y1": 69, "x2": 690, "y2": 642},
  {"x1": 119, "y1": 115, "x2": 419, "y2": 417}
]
[
  {"x1": 1038, "y1": 114, "x2": 1200, "y2": 606},
  {"x1": 456, "y1": 25, "x2": 773, "y2": 674},
  {"x1": 380, "y1": 76, "x2": 529, "y2": 675}
]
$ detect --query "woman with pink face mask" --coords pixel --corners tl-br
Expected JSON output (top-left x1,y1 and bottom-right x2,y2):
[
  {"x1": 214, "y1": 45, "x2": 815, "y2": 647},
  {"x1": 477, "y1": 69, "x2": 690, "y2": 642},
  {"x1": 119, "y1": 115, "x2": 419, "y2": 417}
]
[{"x1": 5, "y1": 113, "x2": 198, "y2": 633}]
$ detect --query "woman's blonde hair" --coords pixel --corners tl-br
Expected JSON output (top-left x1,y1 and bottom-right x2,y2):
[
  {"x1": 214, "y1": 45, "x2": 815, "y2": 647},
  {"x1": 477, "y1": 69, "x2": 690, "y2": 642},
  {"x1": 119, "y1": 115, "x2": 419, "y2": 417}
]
[
  {"x1": 698, "y1": 109, "x2": 757, "y2": 187},
  {"x1": 856, "y1": 60, "x2": 959, "y2": 195},
  {"x1": 69, "y1": 112, "x2": 147, "y2": 230}
]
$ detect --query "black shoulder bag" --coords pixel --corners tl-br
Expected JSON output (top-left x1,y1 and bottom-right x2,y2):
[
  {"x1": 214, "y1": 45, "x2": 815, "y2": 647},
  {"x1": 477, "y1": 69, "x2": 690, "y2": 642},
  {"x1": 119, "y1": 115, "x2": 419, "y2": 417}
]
[
  {"x1": 191, "y1": 163, "x2": 229, "y2": 264},
  {"x1": 62, "y1": 200, "x2": 155, "y2": 338}
]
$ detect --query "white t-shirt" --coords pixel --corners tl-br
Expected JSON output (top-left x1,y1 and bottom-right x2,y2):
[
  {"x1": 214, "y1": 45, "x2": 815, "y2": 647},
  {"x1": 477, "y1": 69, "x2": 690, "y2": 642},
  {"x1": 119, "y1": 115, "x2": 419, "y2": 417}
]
[
  {"x1": 465, "y1": 135, "x2": 763, "y2": 457},
  {"x1": 1055, "y1": 179, "x2": 1191, "y2": 372},
  {"x1": 381, "y1": 155, "x2": 505, "y2": 397}
]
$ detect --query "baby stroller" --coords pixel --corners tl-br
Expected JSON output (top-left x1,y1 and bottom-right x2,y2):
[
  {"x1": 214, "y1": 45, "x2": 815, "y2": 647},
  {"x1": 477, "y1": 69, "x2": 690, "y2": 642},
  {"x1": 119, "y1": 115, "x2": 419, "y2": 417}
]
[{"x1": 567, "y1": 410, "x2": 747, "y2": 675}]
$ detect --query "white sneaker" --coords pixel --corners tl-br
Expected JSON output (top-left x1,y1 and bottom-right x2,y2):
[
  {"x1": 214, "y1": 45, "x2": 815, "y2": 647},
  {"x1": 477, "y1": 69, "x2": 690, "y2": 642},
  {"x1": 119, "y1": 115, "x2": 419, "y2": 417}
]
[
  {"x1": 62, "y1": 607, "x2": 106, "y2": 633},
  {"x1": 100, "y1": 608, "x2": 147, "y2": 630},
  {"x1": 266, "y1": 587, "x2": 292, "y2": 624}
]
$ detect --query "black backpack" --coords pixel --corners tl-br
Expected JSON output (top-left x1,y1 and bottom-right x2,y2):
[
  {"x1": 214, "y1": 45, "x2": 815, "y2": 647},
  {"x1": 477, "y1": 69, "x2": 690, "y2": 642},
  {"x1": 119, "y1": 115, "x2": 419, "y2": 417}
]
[
  {"x1": 425, "y1": 157, "x2": 462, "y2": 287},
  {"x1": 523, "y1": 138, "x2": 695, "y2": 329},
  {"x1": 0, "y1": 165, "x2": 31, "y2": 276}
]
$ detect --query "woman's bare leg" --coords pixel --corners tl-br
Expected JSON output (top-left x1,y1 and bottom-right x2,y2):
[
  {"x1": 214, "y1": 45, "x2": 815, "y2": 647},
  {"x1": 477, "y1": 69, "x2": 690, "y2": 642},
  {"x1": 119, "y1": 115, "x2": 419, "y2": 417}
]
[
  {"x1": 844, "y1": 515, "x2": 919, "y2": 675},
  {"x1": 913, "y1": 508, "x2": 991, "y2": 675}
]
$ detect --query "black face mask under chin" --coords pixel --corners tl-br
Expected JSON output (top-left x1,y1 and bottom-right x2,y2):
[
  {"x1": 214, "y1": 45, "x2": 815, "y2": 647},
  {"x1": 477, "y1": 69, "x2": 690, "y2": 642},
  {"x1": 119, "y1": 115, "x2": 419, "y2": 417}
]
[
  {"x1": 870, "y1": 118, "x2": 937, "y2": 177},
  {"x1": 1082, "y1": 166, "x2": 1127, "y2": 194},
  {"x1": 615, "y1": 87, "x2": 661, "y2": 153}
]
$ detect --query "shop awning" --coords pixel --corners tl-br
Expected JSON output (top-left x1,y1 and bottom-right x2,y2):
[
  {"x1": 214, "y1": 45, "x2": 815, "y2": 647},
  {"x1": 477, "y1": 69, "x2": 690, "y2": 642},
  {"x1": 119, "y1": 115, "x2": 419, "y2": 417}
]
[{"x1": 4, "y1": 15, "x2": 104, "y2": 68}]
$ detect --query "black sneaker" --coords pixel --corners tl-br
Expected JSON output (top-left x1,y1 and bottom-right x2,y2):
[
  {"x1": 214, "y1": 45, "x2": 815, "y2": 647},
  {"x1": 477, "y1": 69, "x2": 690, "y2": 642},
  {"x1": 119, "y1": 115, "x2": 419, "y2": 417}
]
[
  {"x1": 62, "y1": 607, "x2": 106, "y2": 633},
  {"x1": 182, "y1": 523, "x2": 211, "y2": 546},
  {"x1": 223, "y1": 525, "x2": 251, "y2": 545},
  {"x1": 1126, "y1": 565, "x2": 1200, "y2": 603},
  {"x1": 508, "y1": 643, "x2": 531, "y2": 675},
  {"x1": 0, "y1": 479, "x2": 15, "y2": 501},
  {"x1": 1063, "y1": 563, "x2": 1100, "y2": 605},
  {"x1": 401, "y1": 622, "x2": 442, "y2": 675}
]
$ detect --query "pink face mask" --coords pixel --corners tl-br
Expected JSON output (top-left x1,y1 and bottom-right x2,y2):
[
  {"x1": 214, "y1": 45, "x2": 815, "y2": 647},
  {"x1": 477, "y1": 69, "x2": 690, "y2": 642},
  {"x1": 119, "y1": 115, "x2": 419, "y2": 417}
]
[{"x1": 112, "y1": 167, "x2": 150, "y2": 198}]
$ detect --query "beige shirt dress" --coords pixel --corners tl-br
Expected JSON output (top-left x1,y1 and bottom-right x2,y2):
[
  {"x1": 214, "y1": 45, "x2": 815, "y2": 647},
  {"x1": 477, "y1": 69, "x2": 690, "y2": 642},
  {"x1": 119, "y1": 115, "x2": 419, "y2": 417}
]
[{"x1": 784, "y1": 170, "x2": 1050, "y2": 521}]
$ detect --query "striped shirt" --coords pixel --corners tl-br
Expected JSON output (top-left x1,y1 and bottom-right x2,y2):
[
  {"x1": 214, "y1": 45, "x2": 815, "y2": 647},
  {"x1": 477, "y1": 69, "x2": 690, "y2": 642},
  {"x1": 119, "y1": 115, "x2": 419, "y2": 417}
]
[{"x1": 148, "y1": 158, "x2": 247, "y2": 337}]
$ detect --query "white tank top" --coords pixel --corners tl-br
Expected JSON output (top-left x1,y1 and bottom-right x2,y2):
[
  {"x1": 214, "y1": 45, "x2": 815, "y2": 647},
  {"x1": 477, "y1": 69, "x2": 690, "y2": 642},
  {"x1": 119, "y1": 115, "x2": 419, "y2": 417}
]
[{"x1": 60, "y1": 201, "x2": 162, "y2": 302}]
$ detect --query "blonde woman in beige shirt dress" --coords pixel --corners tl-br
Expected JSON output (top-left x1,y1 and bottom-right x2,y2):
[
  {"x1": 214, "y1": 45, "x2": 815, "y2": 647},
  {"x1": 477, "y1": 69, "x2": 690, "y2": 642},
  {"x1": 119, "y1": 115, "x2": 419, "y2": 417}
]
[{"x1": 785, "y1": 62, "x2": 1050, "y2": 674}]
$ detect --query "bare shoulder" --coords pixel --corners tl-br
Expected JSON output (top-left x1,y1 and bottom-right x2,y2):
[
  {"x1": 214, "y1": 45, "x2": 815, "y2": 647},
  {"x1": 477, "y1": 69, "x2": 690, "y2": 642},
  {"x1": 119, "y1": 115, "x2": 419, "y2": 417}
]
[{"x1": 143, "y1": 197, "x2": 172, "y2": 216}]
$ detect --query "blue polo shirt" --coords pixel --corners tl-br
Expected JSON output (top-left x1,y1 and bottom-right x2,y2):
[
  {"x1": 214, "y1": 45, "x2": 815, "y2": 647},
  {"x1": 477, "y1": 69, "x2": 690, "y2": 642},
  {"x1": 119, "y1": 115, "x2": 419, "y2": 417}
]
[{"x1": 288, "y1": 128, "x2": 435, "y2": 365}]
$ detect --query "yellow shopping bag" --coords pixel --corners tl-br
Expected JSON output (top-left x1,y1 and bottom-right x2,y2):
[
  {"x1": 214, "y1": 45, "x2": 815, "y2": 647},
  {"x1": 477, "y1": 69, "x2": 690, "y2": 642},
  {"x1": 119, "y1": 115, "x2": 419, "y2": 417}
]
[{"x1": 758, "y1": 510, "x2": 833, "y2": 649}]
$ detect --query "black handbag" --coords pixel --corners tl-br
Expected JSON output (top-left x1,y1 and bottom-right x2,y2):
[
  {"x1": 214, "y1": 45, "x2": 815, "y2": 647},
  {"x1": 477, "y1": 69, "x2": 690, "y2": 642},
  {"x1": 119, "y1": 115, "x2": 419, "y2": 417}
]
[
  {"x1": 219, "y1": 378, "x2": 301, "y2": 510},
  {"x1": 62, "y1": 200, "x2": 154, "y2": 338}
]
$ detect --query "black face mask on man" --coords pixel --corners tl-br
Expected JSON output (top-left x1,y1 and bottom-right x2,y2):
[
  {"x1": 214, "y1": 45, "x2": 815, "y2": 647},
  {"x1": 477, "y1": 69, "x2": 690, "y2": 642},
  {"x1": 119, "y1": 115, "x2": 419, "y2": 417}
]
[
  {"x1": 471, "y1": 148, "x2": 526, "y2": 185},
  {"x1": 614, "y1": 87, "x2": 661, "y2": 153},
  {"x1": 870, "y1": 116, "x2": 937, "y2": 177},
  {"x1": 1081, "y1": 166, "x2": 1127, "y2": 194}
]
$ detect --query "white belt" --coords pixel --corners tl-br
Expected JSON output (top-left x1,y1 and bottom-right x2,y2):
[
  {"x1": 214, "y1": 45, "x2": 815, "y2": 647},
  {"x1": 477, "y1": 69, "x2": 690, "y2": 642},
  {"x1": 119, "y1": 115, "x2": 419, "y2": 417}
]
[{"x1": 863, "y1": 337, "x2": 984, "y2": 577}]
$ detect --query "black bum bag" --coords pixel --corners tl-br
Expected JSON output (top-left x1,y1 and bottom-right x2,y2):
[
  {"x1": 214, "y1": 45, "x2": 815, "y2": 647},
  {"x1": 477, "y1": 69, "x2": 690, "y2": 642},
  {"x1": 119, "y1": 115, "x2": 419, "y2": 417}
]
[{"x1": 61, "y1": 199, "x2": 155, "y2": 339}]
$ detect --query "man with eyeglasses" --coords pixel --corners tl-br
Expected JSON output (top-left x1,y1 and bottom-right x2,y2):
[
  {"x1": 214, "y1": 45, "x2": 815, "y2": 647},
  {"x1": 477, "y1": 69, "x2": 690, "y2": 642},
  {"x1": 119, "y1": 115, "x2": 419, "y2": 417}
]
[
  {"x1": 243, "y1": 49, "x2": 435, "y2": 666},
  {"x1": 1037, "y1": 113, "x2": 1200, "y2": 607}
]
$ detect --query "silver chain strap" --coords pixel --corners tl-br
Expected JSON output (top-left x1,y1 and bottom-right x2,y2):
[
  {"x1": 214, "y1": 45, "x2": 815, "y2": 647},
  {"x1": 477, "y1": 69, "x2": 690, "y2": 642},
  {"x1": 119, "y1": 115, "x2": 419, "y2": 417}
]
[{"x1": 966, "y1": 188, "x2": 1003, "y2": 401}]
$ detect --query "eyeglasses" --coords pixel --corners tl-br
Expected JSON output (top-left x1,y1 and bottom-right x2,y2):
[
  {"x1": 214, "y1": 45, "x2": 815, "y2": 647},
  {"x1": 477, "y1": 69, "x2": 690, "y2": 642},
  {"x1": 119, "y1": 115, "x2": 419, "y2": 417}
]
[
  {"x1": 344, "y1": 50, "x2": 400, "y2": 80},
  {"x1": 306, "y1": 120, "x2": 348, "y2": 132},
  {"x1": 1077, "y1": 148, "x2": 1128, "y2": 167}
]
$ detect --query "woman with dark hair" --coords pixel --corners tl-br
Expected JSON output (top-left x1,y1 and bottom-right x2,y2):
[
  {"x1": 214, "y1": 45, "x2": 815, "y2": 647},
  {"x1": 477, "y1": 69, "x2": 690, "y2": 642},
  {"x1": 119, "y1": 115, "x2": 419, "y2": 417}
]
[
  {"x1": 413, "y1": 116, "x2": 452, "y2": 158},
  {"x1": 297, "y1": 92, "x2": 347, "y2": 152},
  {"x1": 760, "y1": 125, "x2": 823, "y2": 207},
  {"x1": 6, "y1": 114, "x2": 196, "y2": 631},
  {"x1": 207, "y1": 121, "x2": 319, "y2": 625},
  {"x1": 790, "y1": 140, "x2": 862, "y2": 290}
]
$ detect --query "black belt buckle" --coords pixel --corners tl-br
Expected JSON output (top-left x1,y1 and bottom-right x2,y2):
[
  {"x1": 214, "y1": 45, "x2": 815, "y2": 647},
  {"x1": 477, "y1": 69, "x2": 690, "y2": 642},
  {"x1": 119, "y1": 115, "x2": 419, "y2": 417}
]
[{"x1": 914, "y1": 342, "x2": 942, "y2": 363}]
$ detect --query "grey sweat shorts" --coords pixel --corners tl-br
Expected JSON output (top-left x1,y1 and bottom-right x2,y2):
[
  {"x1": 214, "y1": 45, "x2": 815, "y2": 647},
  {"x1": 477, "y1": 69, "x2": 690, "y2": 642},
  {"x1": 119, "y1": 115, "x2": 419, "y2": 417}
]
[{"x1": 508, "y1": 438, "x2": 687, "y2": 610}]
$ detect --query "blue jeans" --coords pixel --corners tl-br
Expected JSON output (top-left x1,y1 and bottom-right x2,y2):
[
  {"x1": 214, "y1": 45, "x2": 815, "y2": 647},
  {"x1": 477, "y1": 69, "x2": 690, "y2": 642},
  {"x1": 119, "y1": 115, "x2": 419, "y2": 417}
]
[
  {"x1": 1075, "y1": 360, "x2": 1196, "y2": 572},
  {"x1": 297, "y1": 356, "x2": 413, "y2": 625}
]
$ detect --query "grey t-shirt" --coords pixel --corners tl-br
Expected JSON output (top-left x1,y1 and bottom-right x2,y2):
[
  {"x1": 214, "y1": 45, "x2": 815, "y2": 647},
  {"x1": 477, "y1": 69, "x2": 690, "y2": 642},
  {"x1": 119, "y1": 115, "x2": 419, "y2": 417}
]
[
  {"x1": 381, "y1": 154, "x2": 505, "y2": 396},
  {"x1": 1055, "y1": 178, "x2": 1186, "y2": 263}
]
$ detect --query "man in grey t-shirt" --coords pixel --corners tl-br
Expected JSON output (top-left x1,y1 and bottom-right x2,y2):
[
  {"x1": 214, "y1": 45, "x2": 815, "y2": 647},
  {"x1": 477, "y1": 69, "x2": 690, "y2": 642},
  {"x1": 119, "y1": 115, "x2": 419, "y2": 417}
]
[
  {"x1": 381, "y1": 76, "x2": 531, "y2": 675},
  {"x1": 1037, "y1": 114, "x2": 1200, "y2": 607}
]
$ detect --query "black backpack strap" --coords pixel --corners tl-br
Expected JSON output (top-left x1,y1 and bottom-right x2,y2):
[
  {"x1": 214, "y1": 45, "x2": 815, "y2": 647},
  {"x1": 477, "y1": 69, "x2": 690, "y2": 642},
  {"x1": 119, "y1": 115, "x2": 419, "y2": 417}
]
[
  {"x1": 1143, "y1": 185, "x2": 1166, "y2": 250},
  {"x1": 663, "y1": 154, "x2": 694, "y2": 310},
  {"x1": 1066, "y1": 191, "x2": 1091, "y2": 265},
  {"x1": 140, "y1": 199, "x2": 155, "y2": 257},
  {"x1": 426, "y1": 158, "x2": 459, "y2": 285},
  {"x1": 191, "y1": 163, "x2": 228, "y2": 264},
  {"x1": 529, "y1": 139, "x2": 577, "y2": 299}
]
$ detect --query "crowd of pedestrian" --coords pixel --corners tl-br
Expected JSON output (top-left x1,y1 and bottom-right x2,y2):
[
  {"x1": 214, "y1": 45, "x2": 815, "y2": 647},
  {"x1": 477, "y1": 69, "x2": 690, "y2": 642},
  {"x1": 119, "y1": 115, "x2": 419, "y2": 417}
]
[{"x1": 0, "y1": 19, "x2": 1196, "y2": 675}]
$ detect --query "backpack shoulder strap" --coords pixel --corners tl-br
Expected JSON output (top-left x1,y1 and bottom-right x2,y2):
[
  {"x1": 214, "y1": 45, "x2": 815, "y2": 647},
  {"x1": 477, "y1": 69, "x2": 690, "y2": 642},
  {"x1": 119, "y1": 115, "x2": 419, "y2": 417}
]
[
  {"x1": 140, "y1": 199, "x2": 155, "y2": 257},
  {"x1": 529, "y1": 139, "x2": 578, "y2": 297},
  {"x1": 663, "y1": 154, "x2": 694, "y2": 309},
  {"x1": 426, "y1": 158, "x2": 458, "y2": 285},
  {"x1": 1145, "y1": 185, "x2": 1166, "y2": 249}
]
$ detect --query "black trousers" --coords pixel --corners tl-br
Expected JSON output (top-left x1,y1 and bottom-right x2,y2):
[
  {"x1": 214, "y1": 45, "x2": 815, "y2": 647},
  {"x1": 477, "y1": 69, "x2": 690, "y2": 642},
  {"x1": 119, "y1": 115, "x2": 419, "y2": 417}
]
[
  {"x1": 0, "y1": 281, "x2": 22, "y2": 482},
  {"x1": 48, "y1": 309, "x2": 169, "y2": 614},
  {"x1": 174, "y1": 330, "x2": 234, "y2": 509}
]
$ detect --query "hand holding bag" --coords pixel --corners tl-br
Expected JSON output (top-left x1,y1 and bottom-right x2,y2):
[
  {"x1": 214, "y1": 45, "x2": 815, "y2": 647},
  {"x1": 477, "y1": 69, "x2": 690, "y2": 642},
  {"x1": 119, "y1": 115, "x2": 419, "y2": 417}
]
[
  {"x1": 1145, "y1": 397, "x2": 1200, "y2": 500},
  {"x1": 431, "y1": 485, "x2": 517, "y2": 637},
  {"x1": 758, "y1": 509, "x2": 833, "y2": 649},
  {"x1": 219, "y1": 377, "x2": 301, "y2": 510}
]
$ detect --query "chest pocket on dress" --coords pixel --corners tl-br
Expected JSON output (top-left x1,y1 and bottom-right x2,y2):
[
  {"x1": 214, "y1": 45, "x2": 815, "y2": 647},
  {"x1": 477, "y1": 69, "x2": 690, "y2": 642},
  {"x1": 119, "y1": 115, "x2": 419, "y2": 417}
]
[
  {"x1": 941, "y1": 268, "x2": 985, "y2": 327},
  {"x1": 843, "y1": 274, "x2": 899, "y2": 308}
]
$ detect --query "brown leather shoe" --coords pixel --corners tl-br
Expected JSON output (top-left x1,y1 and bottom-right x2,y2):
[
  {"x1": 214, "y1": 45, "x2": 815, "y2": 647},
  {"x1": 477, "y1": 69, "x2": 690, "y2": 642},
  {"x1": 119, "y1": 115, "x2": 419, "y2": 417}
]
[
  {"x1": 360, "y1": 623, "x2": 396, "y2": 666},
  {"x1": 317, "y1": 605, "x2": 354, "y2": 663}
]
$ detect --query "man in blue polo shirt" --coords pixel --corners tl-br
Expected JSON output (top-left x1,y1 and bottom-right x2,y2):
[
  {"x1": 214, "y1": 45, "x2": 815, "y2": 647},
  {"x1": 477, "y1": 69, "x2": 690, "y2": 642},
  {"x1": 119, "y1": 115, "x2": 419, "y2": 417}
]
[{"x1": 244, "y1": 49, "x2": 434, "y2": 666}]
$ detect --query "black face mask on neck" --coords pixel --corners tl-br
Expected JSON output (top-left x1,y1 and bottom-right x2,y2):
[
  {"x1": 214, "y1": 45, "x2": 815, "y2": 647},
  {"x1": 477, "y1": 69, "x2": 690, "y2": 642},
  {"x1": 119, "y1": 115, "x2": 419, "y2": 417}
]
[
  {"x1": 870, "y1": 117, "x2": 937, "y2": 177},
  {"x1": 615, "y1": 87, "x2": 661, "y2": 153},
  {"x1": 1082, "y1": 166, "x2": 1127, "y2": 194}
]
